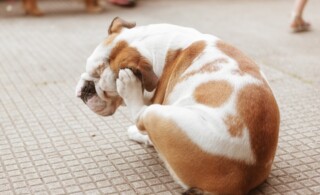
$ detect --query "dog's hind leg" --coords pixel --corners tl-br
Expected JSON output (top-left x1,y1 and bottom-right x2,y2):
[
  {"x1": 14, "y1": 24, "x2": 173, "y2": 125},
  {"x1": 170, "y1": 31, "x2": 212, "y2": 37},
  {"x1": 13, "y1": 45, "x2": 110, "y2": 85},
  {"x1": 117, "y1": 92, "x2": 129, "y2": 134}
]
[
  {"x1": 134, "y1": 104, "x2": 247, "y2": 194},
  {"x1": 134, "y1": 104, "x2": 208, "y2": 191}
]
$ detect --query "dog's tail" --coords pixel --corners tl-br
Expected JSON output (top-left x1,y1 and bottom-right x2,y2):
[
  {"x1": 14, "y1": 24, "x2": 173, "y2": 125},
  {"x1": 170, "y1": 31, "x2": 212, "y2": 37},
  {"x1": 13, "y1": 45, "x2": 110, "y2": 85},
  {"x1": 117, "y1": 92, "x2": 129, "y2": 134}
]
[{"x1": 182, "y1": 187, "x2": 212, "y2": 195}]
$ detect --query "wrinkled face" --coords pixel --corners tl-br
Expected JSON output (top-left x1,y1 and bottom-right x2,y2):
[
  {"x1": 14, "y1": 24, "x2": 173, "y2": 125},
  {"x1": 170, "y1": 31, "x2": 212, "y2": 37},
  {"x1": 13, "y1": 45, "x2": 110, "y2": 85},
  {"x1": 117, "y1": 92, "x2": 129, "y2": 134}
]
[
  {"x1": 75, "y1": 17, "x2": 158, "y2": 116},
  {"x1": 75, "y1": 65, "x2": 123, "y2": 116},
  {"x1": 75, "y1": 17, "x2": 134, "y2": 116}
]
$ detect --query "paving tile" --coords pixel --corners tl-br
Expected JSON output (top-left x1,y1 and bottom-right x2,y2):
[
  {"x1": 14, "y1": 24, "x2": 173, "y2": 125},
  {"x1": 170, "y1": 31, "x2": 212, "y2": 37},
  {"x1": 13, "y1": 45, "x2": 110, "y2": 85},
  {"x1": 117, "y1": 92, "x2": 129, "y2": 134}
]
[{"x1": 0, "y1": 0, "x2": 320, "y2": 195}]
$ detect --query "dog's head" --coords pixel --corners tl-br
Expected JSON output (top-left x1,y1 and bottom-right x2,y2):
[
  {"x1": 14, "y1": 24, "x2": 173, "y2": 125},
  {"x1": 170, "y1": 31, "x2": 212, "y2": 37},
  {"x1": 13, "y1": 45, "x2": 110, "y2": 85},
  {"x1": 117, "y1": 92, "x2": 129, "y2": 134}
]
[{"x1": 75, "y1": 17, "x2": 158, "y2": 116}]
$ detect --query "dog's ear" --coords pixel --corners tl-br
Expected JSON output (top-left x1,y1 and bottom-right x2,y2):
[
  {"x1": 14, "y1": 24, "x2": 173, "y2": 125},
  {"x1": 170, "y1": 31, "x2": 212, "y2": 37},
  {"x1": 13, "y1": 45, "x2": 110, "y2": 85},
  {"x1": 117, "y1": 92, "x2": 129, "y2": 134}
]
[
  {"x1": 137, "y1": 62, "x2": 158, "y2": 92},
  {"x1": 108, "y1": 17, "x2": 136, "y2": 35}
]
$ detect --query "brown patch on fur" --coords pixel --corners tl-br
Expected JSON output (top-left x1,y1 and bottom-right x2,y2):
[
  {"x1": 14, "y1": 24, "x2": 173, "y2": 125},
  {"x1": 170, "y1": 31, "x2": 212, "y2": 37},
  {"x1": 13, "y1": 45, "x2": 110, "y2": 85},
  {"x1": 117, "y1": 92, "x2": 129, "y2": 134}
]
[
  {"x1": 224, "y1": 115, "x2": 244, "y2": 137},
  {"x1": 109, "y1": 41, "x2": 129, "y2": 65},
  {"x1": 151, "y1": 49, "x2": 181, "y2": 104},
  {"x1": 217, "y1": 41, "x2": 262, "y2": 80},
  {"x1": 194, "y1": 80, "x2": 233, "y2": 107},
  {"x1": 108, "y1": 41, "x2": 158, "y2": 91},
  {"x1": 237, "y1": 84, "x2": 280, "y2": 161},
  {"x1": 178, "y1": 58, "x2": 228, "y2": 82},
  {"x1": 151, "y1": 41, "x2": 206, "y2": 104},
  {"x1": 236, "y1": 83, "x2": 280, "y2": 188}
]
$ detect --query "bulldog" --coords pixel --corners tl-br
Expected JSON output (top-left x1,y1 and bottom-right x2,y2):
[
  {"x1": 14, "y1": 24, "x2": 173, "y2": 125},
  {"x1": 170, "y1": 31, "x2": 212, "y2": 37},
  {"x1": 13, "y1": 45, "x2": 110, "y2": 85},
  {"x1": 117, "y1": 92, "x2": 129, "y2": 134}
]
[{"x1": 75, "y1": 17, "x2": 280, "y2": 195}]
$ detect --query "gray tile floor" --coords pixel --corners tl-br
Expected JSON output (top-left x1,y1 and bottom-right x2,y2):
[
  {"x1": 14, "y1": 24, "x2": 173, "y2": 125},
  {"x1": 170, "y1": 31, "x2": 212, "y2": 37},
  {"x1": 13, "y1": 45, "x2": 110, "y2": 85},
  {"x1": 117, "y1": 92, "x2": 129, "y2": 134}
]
[{"x1": 0, "y1": 0, "x2": 319, "y2": 194}]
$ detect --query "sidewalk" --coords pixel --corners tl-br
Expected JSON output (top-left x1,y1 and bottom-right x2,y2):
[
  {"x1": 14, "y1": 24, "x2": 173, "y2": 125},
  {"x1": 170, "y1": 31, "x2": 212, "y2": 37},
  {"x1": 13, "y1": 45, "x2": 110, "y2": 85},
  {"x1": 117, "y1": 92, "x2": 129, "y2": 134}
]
[{"x1": 0, "y1": 0, "x2": 319, "y2": 194}]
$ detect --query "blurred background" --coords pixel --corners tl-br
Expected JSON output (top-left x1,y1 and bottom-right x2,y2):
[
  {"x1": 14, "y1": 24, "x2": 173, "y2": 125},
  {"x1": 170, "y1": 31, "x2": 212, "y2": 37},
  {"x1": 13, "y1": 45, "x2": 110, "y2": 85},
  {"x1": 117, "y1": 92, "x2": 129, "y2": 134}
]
[{"x1": 0, "y1": 0, "x2": 319, "y2": 194}]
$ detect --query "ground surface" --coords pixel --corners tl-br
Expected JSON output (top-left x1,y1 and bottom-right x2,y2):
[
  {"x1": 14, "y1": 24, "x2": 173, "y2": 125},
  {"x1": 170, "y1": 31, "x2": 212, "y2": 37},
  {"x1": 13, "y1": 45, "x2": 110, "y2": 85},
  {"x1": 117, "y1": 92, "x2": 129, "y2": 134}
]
[{"x1": 0, "y1": 0, "x2": 320, "y2": 194}]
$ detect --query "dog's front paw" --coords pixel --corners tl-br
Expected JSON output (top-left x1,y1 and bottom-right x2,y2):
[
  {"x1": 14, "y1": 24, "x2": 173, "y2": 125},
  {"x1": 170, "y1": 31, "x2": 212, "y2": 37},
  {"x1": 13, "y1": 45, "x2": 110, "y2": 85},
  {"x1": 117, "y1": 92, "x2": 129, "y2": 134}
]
[
  {"x1": 116, "y1": 68, "x2": 143, "y2": 102},
  {"x1": 116, "y1": 68, "x2": 145, "y2": 120}
]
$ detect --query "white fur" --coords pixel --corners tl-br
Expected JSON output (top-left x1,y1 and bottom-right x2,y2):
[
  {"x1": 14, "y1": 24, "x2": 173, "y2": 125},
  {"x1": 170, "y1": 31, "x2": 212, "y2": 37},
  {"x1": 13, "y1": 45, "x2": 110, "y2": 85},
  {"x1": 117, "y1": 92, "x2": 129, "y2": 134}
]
[
  {"x1": 86, "y1": 43, "x2": 111, "y2": 76},
  {"x1": 99, "y1": 67, "x2": 118, "y2": 97},
  {"x1": 116, "y1": 69, "x2": 146, "y2": 121}
]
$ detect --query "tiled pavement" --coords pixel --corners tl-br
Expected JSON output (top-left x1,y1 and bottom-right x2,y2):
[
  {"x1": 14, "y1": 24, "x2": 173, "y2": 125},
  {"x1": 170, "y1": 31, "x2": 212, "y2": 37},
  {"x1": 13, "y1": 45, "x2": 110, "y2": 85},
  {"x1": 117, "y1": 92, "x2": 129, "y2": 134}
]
[{"x1": 0, "y1": 0, "x2": 319, "y2": 194}]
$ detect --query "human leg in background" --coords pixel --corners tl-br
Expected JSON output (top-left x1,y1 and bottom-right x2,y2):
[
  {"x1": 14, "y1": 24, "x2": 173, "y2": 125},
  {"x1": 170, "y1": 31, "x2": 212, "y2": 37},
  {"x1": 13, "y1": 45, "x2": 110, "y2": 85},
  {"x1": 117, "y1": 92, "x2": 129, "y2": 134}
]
[
  {"x1": 85, "y1": 0, "x2": 103, "y2": 13},
  {"x1": 22, "y1": 0, "x2": 43, "y2": 16},
  {"x1": 290, "y1": 0, "x2": 311, "y2": 32}
]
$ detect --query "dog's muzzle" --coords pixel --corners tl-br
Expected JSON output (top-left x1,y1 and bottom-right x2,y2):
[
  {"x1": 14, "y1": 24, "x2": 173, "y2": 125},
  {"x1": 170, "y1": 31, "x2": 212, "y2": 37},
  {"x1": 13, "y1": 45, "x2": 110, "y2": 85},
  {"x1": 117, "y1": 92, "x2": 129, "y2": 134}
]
[
  {"x1": 75, "y1": 73, "x2": 122, "y2": 116},
  {"x1": 79, "y1": 81, "x2": 96, "y2": 103}
]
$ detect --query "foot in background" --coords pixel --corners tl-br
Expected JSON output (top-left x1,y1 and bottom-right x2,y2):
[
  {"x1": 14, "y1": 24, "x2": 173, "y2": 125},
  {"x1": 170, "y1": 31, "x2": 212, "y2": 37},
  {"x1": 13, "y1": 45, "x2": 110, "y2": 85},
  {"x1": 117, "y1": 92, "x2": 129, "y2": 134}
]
[
  {"x1": 86, "y1": 0, "x2": 104, "y2": 13},
  {"x1": 290, "y1": 0, "x2": 311, "y2": 33},
  {"x1": 290, "y1": 15, "x2": 311, "y2": 33},
  {"x1": 22, "y1": 0, "x2": 43, "y2": 16}
]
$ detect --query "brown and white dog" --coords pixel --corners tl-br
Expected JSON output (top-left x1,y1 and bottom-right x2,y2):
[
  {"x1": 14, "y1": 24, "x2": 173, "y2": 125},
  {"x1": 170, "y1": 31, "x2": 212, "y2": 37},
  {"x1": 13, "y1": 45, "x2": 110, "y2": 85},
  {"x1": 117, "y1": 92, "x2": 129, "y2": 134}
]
[
  {"x1": 75, "y1": 18, "x2": 280, "y2": 195},
  {"x1": 22, "y1": 0, "x2": 102, "y2": 16}
]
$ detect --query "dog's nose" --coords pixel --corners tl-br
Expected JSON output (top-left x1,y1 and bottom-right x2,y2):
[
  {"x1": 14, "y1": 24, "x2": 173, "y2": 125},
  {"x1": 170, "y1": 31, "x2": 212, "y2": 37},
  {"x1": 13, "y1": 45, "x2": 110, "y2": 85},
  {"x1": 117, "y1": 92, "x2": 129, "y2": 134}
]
[{"x1": 80, "y1": 81, "x2": 96, "y2": 103}]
